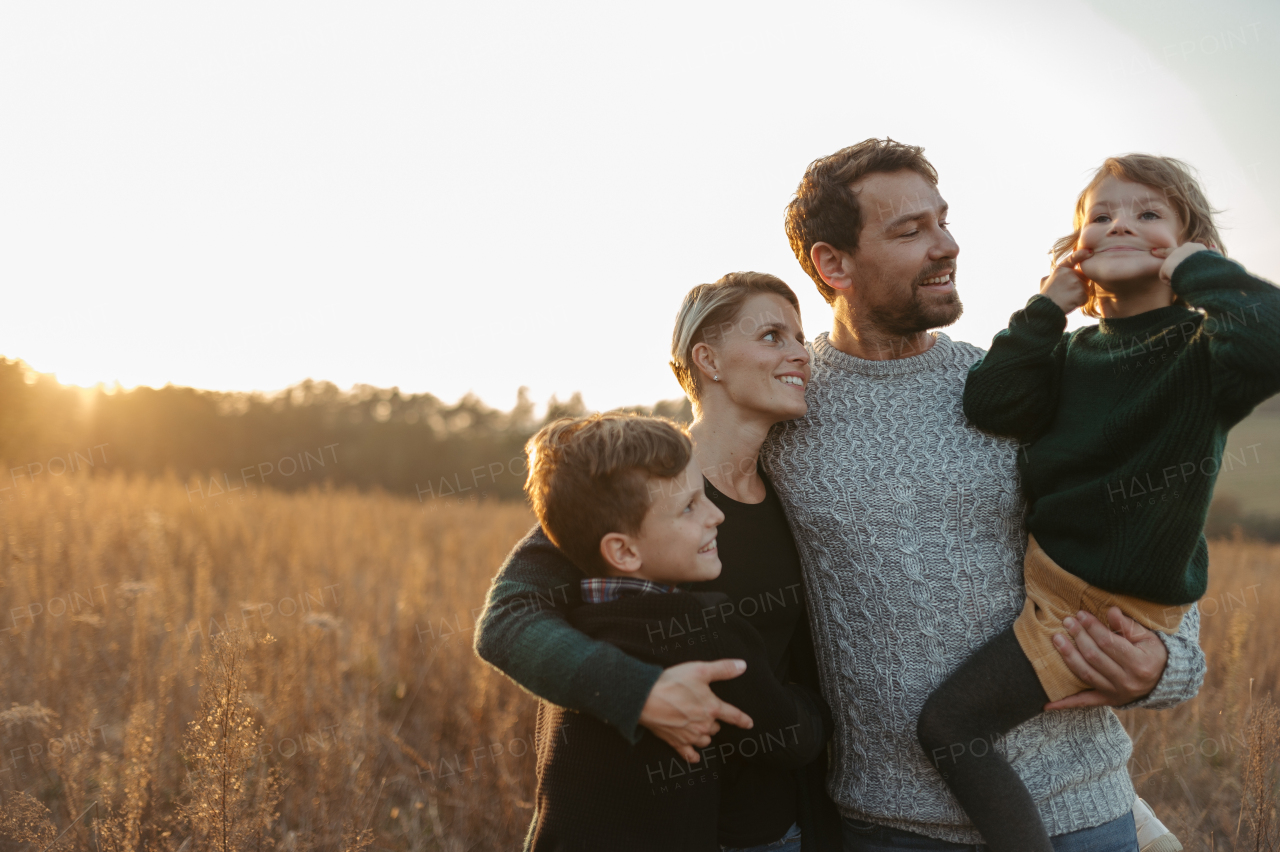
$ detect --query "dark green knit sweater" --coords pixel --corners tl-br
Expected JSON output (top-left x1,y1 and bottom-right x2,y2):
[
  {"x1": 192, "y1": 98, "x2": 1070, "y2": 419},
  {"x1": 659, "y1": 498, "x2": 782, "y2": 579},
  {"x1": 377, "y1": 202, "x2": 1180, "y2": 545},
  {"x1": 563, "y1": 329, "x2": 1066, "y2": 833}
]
[{"x1": 963, "y1": 252, "x2": 1280, "y2": 604}]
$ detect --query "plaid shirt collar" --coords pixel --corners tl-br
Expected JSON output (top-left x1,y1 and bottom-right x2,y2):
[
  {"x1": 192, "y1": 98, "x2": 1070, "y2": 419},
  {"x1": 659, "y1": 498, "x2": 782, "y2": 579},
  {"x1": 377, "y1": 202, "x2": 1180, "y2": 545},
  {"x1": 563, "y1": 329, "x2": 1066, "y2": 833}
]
[{"x1": 580, "y1": 576, "x2": 680, "y2": 604}]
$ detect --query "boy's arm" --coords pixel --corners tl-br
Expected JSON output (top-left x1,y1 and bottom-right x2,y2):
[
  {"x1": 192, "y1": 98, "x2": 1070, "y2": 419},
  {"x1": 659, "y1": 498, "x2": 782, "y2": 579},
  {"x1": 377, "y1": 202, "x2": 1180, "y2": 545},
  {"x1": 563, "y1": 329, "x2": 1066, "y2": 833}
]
[
  {"x1": 707, "y1": 614, "x2": 832, "y2": 770},
  {"x1": 963, "y1": 294, "x2": 1071, "y2": 442},
  {"x1": 1164, "y1": 249, "x2": 1280, "y2": 424},
  {"x1": 473, "y1": 525, "x2": 662, "y2": 743}
]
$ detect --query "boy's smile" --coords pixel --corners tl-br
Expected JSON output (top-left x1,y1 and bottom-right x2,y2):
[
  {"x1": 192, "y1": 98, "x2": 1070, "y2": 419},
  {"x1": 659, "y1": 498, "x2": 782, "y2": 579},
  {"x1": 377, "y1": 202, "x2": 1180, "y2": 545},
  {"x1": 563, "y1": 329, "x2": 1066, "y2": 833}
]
[{"x1": 604, "y1": 455, "x2": 724, "y2": 585}]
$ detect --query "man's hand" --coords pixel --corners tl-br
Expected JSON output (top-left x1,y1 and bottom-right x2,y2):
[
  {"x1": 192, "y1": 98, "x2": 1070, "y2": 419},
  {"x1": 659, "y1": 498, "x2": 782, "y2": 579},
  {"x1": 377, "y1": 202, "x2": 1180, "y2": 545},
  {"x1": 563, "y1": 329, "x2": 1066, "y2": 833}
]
[
  {"x1": 1039, "y1": 248, "x2": 1094, "y2": 314},
  {"x1": 1044, "y1": 607, "x2": 1167, "y2": 710},
  {"x1": 1152, "y1": 241, "x2": 1215, "y2": 283},
  {"x1": 639, "y1": 659, "x2": 753, "y2": 763}
]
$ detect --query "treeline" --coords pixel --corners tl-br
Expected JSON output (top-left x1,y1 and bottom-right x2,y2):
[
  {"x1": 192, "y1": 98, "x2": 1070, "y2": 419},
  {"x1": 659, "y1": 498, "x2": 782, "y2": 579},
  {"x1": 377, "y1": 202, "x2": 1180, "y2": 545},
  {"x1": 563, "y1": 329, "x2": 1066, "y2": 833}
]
[
  {"x1": 0, "y1": 358, "x2": 691, "y2": 506},
  {"x1": 1205, "y1": 496, "x2": 1280, "y2": 543},
  {"x1": 3, "y1": 357, "x2": 1276, "y2": 540}
]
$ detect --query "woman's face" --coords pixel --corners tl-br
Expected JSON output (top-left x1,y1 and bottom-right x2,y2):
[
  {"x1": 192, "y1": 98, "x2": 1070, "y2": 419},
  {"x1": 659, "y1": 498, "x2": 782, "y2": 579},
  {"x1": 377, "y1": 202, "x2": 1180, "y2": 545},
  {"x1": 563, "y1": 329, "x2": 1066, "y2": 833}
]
[{"x1": 698, "y1": 292, "x2": 810, "y2": 422}]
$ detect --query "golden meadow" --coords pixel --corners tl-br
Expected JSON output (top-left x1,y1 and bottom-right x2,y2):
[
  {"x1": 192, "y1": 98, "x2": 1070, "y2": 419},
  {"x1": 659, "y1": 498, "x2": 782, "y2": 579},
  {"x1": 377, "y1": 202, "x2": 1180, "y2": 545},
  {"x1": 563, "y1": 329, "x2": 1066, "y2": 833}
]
[{"x1": 0, "y1": 474, "x2": 1276, "y2": 850}]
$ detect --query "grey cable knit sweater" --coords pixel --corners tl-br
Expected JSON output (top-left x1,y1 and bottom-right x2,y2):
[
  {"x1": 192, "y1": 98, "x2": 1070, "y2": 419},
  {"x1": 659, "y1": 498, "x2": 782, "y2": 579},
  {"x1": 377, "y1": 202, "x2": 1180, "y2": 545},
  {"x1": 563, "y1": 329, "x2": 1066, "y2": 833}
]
[{"x1": 760, "y1": 331, "x2": 1206, "y2": 843}]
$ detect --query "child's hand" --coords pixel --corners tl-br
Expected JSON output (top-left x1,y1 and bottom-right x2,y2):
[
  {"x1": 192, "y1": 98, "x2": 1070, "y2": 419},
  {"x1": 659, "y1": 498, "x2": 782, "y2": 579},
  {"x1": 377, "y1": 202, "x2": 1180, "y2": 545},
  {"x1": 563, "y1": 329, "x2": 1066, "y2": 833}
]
[
  {"x1": 1151, "y1": 241, "x2": 1216, "y2": 283},
  {"x1": 1039, "y1": 249, "x2": 1093, "y2": 314}
]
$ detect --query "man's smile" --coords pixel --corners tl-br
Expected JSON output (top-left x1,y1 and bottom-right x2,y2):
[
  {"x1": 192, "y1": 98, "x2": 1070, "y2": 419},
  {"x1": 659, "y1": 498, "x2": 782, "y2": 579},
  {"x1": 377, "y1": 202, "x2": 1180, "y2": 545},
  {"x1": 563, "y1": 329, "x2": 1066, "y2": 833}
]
[{"x1": 919, "y1": 271, "x2": 955, "y2": 292}]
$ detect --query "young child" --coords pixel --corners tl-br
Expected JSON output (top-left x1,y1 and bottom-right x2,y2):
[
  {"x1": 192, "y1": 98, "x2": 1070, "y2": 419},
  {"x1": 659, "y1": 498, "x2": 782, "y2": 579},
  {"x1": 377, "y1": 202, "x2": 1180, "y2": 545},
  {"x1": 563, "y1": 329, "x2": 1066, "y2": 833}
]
[
  {"x1": 520, "y1": 413, "x2": 830, "y2": 852},
  {"x1": 916, "y1": 154, "x2": 1280, "y2": 852}
]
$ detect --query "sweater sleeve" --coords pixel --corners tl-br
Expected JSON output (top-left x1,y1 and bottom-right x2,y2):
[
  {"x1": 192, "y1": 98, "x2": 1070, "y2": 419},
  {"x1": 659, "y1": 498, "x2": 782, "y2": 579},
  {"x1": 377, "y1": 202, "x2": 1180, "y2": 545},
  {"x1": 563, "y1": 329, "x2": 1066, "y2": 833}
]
[
  {"x1": 963, "y1": 295, "x2": 1071, "y2": 442},
  {"x1": 1171, "y1": 251, "x2": 1280, "y2": 425},
  {"x1": 473, "y1": 525, "x2": 663, "y2": 743},
  {"x1": 1126, "y1": 603, "x2": 1205, "y2": 711},
  {"x1": 707, "y1": 613, "x2": 832, "y2": 771}
]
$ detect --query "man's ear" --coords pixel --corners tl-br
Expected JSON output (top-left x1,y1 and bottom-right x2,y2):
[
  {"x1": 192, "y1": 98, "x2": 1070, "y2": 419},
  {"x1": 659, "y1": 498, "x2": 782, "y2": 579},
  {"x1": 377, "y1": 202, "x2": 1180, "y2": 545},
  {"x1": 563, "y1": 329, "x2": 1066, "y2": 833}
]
[
  {"x1": 600, "y1": 532, "x2": 643, "y2": 574},
  {"x1": 690, "y1": 341, "x2": 719, "y2": 385},
  {"x1": 811, "y1": 242, "x2": 854, "y2": 293}
]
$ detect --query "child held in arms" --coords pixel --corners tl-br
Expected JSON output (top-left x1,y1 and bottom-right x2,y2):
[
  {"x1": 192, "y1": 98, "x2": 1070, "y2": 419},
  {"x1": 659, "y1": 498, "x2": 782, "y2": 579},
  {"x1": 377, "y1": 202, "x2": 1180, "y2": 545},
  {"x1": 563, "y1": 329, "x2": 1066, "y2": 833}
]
[
  {"x1": 916, "y1": 154, "x2": 1280, "y2": 852},
  {"x1": 520, "y1": 413, "x2": 830, "y2": 852}
]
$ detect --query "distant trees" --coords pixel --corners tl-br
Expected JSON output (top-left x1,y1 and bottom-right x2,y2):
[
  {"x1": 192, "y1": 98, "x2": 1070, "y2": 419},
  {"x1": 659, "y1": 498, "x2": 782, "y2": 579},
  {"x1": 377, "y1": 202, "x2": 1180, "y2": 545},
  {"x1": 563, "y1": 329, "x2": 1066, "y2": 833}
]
[{"x1": 0, "y1": 359, "x2": 691, "y2": 506}]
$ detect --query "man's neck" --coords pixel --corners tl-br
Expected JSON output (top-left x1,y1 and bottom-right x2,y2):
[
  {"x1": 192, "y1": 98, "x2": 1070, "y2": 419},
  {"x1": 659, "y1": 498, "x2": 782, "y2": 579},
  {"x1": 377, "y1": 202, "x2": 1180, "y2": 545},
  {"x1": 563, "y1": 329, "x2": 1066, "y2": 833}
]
[{"x1": 829, "y1": 308, "x2": 936, "y2": 362}]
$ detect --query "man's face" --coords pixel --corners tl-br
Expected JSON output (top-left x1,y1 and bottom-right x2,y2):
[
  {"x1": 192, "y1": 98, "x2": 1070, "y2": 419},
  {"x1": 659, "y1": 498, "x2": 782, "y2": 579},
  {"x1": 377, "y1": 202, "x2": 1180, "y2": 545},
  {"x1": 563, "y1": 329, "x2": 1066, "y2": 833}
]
[{"x1": 842, "y1": 170, "x2": 962, "y2": 337}]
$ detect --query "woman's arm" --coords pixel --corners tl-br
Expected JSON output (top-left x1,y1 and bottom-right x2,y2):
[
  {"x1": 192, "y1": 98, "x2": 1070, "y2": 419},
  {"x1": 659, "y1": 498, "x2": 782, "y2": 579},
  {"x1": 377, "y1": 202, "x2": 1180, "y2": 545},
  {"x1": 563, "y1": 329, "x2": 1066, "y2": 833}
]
[
  {"x1": 474, "y1": 525, "x2": 663, "y2": 742},
  {"x1": 963, "y1": 295, "x2": 1071, "y2": 442},
  {"x1": 474, "y1": 525, "x2": 752, "y2": 752}
]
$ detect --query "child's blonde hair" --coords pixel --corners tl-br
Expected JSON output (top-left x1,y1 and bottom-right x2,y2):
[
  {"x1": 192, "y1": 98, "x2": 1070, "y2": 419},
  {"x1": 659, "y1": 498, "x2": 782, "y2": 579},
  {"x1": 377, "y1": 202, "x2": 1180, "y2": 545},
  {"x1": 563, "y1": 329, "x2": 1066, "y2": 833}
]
[{"x1": 1051, "y1": 154, "x2": 1225, "y2": 318}]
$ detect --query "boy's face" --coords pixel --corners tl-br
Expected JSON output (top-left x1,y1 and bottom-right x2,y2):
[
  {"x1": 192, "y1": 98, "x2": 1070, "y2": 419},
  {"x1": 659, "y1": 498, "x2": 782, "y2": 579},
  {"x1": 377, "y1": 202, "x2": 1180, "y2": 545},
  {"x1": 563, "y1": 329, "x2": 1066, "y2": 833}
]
[
  {"x1": 1077, "y1": 176, "x2": 1184, "y2": 290},
  {"x1": 620, "y1": 456, "x2": 725, "y2": 584}
]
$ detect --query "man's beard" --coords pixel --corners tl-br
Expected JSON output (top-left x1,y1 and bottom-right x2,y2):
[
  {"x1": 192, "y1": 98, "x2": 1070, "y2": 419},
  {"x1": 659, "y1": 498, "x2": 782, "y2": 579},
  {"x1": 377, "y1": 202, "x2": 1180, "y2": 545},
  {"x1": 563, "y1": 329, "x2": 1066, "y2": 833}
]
[{"x1": 866, "y1": 266, "x2": 964, "y2": 338}]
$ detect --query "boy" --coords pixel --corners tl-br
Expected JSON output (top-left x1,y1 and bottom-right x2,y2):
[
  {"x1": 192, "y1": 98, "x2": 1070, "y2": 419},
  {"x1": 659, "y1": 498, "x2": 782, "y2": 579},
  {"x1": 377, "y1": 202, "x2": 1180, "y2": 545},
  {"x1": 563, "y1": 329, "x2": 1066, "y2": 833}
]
[{"x1": 521, "y1": 413, "x2": 830, "y2": 852}]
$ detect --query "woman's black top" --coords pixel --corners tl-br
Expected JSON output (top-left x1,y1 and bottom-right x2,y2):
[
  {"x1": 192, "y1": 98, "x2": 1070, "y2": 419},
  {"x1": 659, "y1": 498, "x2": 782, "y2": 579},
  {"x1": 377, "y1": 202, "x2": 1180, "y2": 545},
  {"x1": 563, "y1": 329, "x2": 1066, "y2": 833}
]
[{"x1": 687, "y1": 468, "x2": 841, "y2": 850}]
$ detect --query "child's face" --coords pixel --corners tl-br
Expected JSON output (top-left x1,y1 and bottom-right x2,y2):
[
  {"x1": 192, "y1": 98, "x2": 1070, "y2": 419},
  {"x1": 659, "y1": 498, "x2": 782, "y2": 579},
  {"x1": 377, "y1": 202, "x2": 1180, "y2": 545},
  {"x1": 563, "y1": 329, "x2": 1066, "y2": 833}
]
[
  {"x1": 629, "y1": 457, "x2": 725, "y2": 585},
  {"x1": 1077, "y1": 176, "x2": 1184, "y2": 290}
]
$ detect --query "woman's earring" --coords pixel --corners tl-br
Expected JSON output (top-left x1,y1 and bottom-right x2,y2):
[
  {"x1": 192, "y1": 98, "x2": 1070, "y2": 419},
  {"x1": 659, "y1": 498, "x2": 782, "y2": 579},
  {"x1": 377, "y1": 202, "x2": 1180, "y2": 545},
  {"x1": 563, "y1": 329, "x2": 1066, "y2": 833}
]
[{"x1": 713, "y1": 374, "x2": 719, "y2": 382}]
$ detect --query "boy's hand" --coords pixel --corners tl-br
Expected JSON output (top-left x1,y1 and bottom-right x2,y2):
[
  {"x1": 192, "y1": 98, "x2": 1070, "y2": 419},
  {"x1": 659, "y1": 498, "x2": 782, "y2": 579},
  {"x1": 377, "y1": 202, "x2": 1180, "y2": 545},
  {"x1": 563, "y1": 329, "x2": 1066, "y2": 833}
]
[
  {"x1": 1151, "y1": 242, "x2": 1215, "y2": 283},
  {"x1": 1039, "y1": 249, "x2": 1094, "y2": 314},
  {"x1": 640, "y1": 659, "x2": 753, "y2": 763}
]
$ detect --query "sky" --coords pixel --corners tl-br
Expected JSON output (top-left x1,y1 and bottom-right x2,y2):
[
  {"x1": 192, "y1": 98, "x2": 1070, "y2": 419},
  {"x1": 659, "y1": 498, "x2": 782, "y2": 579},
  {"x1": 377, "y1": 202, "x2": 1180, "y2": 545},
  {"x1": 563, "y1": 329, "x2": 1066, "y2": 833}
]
[{"x1": 1, "y1": 0, "x2": 1276, "y2": 414}]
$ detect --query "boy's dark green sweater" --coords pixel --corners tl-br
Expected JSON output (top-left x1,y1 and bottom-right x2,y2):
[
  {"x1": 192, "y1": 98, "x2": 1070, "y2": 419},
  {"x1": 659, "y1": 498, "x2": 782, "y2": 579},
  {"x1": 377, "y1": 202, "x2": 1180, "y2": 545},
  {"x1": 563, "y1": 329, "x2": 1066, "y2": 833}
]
[
  {"x1": 963, "y1": 252, "x2": 1280, "y2": 605},
  {"x1": 528, "y1": 590, "x2": 831, "y2": 852}
]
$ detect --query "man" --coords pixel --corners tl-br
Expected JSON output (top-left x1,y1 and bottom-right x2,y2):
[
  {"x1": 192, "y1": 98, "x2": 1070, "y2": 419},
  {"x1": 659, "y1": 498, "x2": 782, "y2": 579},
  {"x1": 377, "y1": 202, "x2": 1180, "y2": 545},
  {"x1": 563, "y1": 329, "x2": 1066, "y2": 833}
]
[{"x1": 762, "y1": 138, "x2": 1203, "y2": 848}]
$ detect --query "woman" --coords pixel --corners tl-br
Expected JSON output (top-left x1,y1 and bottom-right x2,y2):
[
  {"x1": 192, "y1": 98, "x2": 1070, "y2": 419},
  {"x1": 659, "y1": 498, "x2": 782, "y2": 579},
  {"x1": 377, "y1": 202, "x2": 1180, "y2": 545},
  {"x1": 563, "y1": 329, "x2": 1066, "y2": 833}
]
[{"x1": 475, "y1": 272, "x2": 841, "y2": 851}]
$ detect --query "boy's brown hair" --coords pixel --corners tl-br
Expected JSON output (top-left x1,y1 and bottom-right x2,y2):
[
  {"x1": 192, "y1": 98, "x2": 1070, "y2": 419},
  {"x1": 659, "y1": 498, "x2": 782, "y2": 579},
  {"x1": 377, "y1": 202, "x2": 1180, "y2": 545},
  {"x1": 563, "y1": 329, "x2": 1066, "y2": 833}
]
[
  {"x1": 1052, "y1": 154, "x2": 1225, "y2": 318},
  {"x1": 784, "y1": 138, "x2": 939, "y2": 304},
  {"x1": 524, "y1": 413, "x2": 693, "y2": 577}
]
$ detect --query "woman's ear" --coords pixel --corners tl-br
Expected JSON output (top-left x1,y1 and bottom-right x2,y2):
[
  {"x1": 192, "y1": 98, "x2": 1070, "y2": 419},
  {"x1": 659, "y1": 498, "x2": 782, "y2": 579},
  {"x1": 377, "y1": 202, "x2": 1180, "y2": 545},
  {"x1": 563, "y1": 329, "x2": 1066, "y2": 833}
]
[
  {"x1": 811, "y1": 242, "x2": 854, "y2": 292},
  {"x1": 600, "y1": 532, "x2": 643, "y2": 574},
  {"x1": 690, "y1": 341, "x2": 720, "y2": 386}
]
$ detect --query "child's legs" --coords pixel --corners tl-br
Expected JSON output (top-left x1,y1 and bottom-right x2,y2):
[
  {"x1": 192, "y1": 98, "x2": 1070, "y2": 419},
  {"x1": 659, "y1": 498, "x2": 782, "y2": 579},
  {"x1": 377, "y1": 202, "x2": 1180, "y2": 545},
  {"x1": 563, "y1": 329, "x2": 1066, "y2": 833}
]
[{"x1": 916, "y1": 626, "x2": 1052, "y2": 852}]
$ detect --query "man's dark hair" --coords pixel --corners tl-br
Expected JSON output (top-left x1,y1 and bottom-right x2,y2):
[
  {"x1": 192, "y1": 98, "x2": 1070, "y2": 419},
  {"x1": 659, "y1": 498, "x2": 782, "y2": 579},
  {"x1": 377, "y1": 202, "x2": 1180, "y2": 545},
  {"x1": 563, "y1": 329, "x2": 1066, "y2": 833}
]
[{"x1": 784, "y1": 138, "x2": 939, "y2": 304}]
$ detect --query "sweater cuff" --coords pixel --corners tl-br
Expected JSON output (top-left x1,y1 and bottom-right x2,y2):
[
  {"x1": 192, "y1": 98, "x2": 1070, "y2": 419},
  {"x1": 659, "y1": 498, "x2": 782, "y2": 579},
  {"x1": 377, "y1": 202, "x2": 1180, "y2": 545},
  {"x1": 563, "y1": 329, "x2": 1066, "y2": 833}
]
[
  {"x1": 1021, "y1": 294, "x2": 1069, "y2": 335},
  {"x1": 1168, "y1": 250, "x2": 1240, "y2": 298},
  {"x1": 1126, "y1": 612, "x2": 1206, "y2": 710}
]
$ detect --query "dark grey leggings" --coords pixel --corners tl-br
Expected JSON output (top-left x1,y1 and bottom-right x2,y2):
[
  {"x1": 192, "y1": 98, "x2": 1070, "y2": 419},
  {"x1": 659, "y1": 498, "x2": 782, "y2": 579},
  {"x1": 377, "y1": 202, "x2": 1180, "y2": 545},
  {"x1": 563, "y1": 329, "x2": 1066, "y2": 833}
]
[{"x1": 915, "y1": 626, "x2": 1054, "y2": 852}]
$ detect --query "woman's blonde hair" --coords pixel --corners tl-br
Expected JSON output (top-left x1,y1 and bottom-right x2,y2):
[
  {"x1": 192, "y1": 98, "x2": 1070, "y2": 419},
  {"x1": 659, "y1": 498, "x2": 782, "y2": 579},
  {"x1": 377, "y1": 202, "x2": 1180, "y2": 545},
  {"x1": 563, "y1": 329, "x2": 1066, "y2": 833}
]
[
  {"x1": 1051, "y1": 154, "x2": 1224, "y2": 318},
  {"x1": 669, "y1": 272, "x2": 800, "y2": 410}
]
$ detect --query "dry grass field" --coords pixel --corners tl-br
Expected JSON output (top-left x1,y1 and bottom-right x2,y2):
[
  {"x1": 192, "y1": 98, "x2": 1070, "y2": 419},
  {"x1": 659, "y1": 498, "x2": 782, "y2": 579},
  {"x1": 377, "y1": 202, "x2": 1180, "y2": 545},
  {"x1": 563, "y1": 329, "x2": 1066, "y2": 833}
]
[{"x1": 0, "y1": 473, "x2": 1276, "y2": 850}]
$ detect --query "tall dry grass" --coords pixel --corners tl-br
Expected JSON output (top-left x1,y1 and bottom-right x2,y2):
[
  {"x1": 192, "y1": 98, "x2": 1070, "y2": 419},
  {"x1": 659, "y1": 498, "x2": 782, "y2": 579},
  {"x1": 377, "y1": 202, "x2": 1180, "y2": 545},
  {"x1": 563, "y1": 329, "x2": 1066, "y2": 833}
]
[
  {"x1": 0, "y1": 473, "x2": 538, "y2": 850},
  {"x1": 1118, "y1": 536, "x2": 1280, "y2": 850},
  {"x1": 0, "y1": 473, "x2": 1275, "y2": 849}
]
